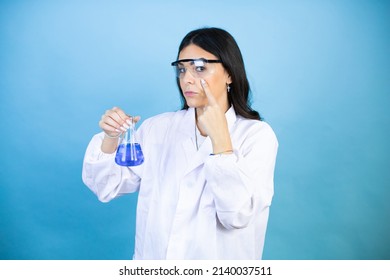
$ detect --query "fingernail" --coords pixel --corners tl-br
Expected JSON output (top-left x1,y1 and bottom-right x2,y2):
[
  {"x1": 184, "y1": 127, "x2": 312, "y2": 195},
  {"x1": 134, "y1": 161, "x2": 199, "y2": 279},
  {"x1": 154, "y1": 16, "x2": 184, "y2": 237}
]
[
  {"x1": 115, "y1": 129, "x2": 121, "y2": 133},
  {"x1": 126, "y1": 119, "x2": 133, "y2": 125},
  {"x1": 123, "y1": 123, "x2": 130, "y2": 129},
  {"x1": 201, "y1": 79, "x2": 206, "y2": 85},
  {"x1": 120, "y1": 126, "x2": 127, "y2": 132}
]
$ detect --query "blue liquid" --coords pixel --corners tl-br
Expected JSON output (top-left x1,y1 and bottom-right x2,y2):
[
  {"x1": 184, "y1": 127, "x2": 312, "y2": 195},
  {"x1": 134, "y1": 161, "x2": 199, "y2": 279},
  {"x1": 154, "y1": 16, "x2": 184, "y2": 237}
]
[{"x1": 115, "y1": 143, "x2": 144, "y2": 166}]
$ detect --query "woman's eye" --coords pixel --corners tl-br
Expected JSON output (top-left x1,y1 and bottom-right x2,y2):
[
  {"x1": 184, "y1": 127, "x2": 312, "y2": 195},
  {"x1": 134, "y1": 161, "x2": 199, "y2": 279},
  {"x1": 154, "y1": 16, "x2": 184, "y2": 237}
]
[
  {"x1": 195, "y1": 66, "x2": 206, "y2": 72},
  {"x1": 178, "y1": 67, "x2": 186, "y2": 73}
]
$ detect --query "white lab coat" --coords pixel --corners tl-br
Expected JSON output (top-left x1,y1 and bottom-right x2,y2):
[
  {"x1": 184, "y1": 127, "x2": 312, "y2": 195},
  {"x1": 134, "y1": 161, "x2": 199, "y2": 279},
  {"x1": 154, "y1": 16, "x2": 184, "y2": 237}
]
[{"x1": 82, "y1": 106, "x2": 278, "y2": 259}]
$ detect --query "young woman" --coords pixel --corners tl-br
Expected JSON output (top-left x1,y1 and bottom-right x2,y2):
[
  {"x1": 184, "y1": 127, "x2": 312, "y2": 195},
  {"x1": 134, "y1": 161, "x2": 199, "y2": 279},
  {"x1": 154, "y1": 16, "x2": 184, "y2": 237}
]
[{"x1": 82, "y1": 27, "x2": 278, "y2": 259}]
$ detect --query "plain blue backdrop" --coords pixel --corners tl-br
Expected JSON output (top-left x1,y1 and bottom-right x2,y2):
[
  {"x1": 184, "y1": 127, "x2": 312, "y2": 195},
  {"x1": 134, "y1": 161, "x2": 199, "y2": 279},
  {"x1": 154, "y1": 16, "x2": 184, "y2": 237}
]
[{"x1": 0, "y1": 0, "x2": 389, "y2": 260}]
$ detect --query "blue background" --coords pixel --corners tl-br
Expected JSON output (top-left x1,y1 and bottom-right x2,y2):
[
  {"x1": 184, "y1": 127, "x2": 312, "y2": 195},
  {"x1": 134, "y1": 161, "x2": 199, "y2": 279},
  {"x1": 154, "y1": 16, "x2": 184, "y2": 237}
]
[{"x1": 0, "y1": 0, "x2": 389, "y2": 260}]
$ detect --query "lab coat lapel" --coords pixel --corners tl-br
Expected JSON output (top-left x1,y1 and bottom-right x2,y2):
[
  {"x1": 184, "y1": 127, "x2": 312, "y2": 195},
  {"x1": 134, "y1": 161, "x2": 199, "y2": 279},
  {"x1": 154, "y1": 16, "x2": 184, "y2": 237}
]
[
  {"x1": 183, "y1": 137, "x2": 212, "y2": 176},
  {"x1": 179, "y1": 108, "x2": 204, "y2": 173}
]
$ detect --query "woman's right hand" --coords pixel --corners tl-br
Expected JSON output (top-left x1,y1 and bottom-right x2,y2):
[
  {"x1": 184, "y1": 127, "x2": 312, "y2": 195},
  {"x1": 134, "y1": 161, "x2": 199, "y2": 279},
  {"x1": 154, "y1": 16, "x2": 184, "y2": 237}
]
[
  {"x1": 99, "y1": 106, "x2": 140, "y2": 153},
  {"x1": 99, "y1": 107, "x2": 140, "y2": 137}
]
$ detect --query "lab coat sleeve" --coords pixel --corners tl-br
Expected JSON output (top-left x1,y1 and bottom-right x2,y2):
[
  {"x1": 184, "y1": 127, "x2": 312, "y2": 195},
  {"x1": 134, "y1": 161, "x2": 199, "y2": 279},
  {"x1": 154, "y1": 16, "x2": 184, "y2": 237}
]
[
  {"x1": 204, "y1": 122, "x2": 278, "y2": 230},
  {"x1": 82, "y1": 132, "x2": 141, "y2": 202}
]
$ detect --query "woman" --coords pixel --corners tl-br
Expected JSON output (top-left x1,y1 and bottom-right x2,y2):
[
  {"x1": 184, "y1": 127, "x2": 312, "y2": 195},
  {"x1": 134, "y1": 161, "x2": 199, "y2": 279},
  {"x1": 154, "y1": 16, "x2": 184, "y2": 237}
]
[{"x1": 82, "y1": 27, "x2": 278, "y2": 259}]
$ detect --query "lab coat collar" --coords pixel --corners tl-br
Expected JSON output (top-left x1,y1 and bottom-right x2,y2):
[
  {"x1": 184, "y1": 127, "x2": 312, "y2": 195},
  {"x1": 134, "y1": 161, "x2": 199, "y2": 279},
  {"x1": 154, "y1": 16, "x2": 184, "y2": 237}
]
[
  {"x1": 225, "y1": 106, "x2": 238, "y2": 132},
  {"x1": 180, "y1": 106, "x2": 237, "y2": 176},
  {"x1": 179, "y1": 106, "x2": 237, "y2": 137}
]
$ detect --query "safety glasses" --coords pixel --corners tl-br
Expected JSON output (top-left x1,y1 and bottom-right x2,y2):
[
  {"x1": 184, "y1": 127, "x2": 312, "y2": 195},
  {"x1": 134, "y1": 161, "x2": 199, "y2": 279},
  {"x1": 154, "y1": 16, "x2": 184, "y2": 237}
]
[{"x1": 171, "y1": 58, "x2": 222, "y2": 79}]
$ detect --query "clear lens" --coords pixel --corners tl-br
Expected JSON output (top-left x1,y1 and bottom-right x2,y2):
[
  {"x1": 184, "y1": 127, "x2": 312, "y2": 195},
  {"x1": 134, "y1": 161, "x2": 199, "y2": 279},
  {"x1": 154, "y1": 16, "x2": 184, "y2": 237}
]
[{"x1": 173, "y1": 59, "x2": 217, "y2": 79}]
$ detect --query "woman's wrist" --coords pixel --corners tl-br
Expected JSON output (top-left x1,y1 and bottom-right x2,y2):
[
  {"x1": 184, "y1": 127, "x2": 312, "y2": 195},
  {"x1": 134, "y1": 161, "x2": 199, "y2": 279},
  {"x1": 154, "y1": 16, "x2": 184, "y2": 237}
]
[
  {"x1": 101, "y1": 132, "x2": 120, "y2": 154},
  {"x1": 104, "y1": 131, "x2": 122, "y2": 139},
  {"x1": 210, "y1": 130, "x2": 233, "y2": 154}
]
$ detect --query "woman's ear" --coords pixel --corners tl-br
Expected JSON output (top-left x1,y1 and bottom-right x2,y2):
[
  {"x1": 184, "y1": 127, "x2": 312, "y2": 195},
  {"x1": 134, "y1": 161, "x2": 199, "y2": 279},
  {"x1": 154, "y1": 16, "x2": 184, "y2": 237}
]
[{"x1": 226, "y1": 73, "x2": 232, "y2": 85}]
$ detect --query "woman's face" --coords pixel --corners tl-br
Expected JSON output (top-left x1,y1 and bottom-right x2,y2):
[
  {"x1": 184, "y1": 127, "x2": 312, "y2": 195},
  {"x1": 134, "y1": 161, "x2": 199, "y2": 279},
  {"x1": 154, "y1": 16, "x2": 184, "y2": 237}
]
[{"x1": 177, "y1": 44, "x2": 231, "y2": 111}]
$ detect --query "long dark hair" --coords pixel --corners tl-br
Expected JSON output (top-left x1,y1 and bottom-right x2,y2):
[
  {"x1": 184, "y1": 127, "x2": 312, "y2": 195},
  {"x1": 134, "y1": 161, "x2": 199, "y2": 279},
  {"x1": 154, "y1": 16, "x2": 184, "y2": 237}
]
[{"x1": 175, "y1": 27, "x2": 261, "y2": 120}]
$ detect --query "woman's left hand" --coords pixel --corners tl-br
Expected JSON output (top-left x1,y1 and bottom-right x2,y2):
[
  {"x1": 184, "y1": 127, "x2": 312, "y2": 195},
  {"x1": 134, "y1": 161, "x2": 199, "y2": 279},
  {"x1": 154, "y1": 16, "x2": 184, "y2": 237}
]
[{"x1": 197, "y1": 79, "x2": 233, "y2": 154}]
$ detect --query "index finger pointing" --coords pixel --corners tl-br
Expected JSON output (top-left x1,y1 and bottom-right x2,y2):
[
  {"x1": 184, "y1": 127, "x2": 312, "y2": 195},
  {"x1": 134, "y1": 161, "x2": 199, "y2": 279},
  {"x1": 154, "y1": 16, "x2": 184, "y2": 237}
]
[{"x1": 200, "y1": 79, "x2": 217, "y2": 106}]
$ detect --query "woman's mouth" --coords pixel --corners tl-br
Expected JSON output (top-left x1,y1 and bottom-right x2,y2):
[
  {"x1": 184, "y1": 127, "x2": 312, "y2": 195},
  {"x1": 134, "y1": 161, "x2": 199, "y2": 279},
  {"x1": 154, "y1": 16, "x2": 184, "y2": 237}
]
[{"x1": 184, "y1": 91, "x2": 197, "y2": 97}]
